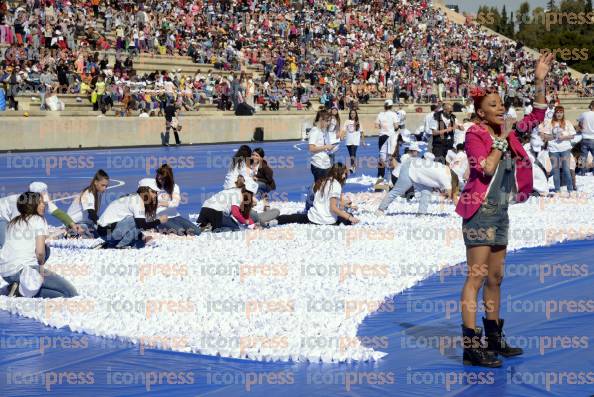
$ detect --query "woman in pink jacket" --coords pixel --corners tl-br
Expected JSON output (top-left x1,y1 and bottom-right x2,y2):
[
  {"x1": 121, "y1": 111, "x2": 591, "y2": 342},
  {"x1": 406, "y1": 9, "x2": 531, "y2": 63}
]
[{"x1": 456, "y1": 53, "x2": 554, "y2": 367}]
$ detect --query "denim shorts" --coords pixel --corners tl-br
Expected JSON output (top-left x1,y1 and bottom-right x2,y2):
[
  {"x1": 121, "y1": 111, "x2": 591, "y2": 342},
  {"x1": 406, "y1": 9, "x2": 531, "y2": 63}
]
[{"x1": 462, "y1": 200, "x2": 509, "y2": 247}]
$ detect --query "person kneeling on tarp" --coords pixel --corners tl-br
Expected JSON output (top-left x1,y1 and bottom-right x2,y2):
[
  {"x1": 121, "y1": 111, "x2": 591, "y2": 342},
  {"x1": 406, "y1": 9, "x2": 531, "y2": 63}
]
[
  {"x1": 0, "y1": 192, "x2": 77, "y2": 298},
  {"x1": 97, "y1": 179, "x2": 167, "y2": 248},
  {"x1": 375, "y1": 152, "x2": 459, "y2": 215}
]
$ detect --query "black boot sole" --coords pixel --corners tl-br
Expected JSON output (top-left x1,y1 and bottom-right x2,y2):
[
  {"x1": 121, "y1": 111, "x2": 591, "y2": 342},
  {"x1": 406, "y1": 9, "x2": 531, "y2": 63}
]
[
  {"x1": 463, "y1": 359, "x2": 502, "y2": 368},
  {"x1": 495, "y1": 350, "x2": 524, "y2": 357}
]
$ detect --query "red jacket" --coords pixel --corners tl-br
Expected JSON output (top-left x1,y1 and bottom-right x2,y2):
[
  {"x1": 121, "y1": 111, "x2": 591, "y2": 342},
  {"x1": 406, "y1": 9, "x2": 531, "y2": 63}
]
[{"x1": 455, "y1": 108, "x2": 545, "y2": 219}]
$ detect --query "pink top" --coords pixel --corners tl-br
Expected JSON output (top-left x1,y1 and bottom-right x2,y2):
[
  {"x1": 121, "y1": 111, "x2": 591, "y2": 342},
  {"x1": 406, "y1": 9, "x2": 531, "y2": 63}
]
[{"x1": 455, "y1": 108, "x2": 545, "y2": 219}]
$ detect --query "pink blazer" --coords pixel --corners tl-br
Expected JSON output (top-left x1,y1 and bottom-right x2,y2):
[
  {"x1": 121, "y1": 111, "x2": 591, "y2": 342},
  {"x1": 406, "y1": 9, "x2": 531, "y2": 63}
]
[{"x1": 455, "y1": 108, "x2": 545, "y2": 219}]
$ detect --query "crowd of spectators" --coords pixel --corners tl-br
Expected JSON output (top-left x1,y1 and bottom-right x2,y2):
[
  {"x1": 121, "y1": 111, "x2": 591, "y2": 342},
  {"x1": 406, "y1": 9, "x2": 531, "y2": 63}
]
[{"x1": 0, "y1": 0, "x2": 592, "y2": 114}]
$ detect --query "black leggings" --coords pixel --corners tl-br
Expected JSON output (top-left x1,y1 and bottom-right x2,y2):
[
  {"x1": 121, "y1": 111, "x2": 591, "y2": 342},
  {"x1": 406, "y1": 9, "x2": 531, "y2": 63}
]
[
  {"x1": 378, "y1": 135, "x2": 389, "y2": 178},
  {"x1": 347, "y1": 145, "x2": 358, "y2": 168},
  {"x1": 277, "y1": 213, "x2": 352, "y2": 226}
]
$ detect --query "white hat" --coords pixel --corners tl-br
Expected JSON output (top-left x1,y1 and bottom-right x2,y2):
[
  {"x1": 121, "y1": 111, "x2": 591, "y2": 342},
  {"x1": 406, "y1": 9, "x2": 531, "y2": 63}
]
[
  {"x1": 18, "y1": 266, "x2": 43, "y2": 298},
  {"x1": 408, "y1": 142, "x2": 420, "y2": 152},
  {"x1": 138, "y1": 178, "x2": 160, "y2": 192},
  {"x1": 424, "y1": 152, "x2": 436, "y2": 161},
  {"x1": 244, "y1": 178, "x2": 259, "y2": 195},
  {"x1": 384, "y1": 99, "x2": 393, "y2": 107},
  {"x1": 29, "y1": 181, "x2": 48, "y2": 193}
]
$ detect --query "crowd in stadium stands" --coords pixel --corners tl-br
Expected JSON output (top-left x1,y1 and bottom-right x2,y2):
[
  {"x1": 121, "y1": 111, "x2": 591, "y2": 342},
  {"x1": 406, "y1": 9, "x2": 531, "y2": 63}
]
[{"x1": 0, "y1": 0, "x2": 592, "y2": 113}]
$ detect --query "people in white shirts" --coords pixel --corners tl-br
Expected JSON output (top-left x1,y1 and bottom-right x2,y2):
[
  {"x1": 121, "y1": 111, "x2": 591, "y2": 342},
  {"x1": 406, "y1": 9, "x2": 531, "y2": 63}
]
[
  {"x1": 309, "y1": 109, "x2": 334, "y2": 182},
  {"x1": 446, "y1": 144, "x2": 470, "y2": 189},
  {"x1": 276, "y1": 163, "x2": 359, "y2": 225},
  {"x1": 28, "y1": 181, "x2": 83, "y2": 235},
  {"x1": 429, "y1": 103, "x2": 462, "y2": 164},
  {"x1": 544, "y1": 100, "x2": 556, "y2": 121},
  {"x1": 97, "y1": 178, "x2": 168, "y2": 248},
  {"x1": 0, "y1": 191, "x2": 77, "y2": 298},
  {"x1": 396, "y1": 103, "x2": 406, "y2": 130},
  {"x1": 343, "y1": 109, "x2": 365, "y2": 173},
  {"x1": 375, "y1": 99, "x2": 400, "y2": 183},
  {"x1": 376, "y1": 154, "x2": 458, "y2": 215},
  {"x1": 524, "y1": 138, "x2": 551, "y2": 196},
  {"x1": 223, "y1": 145, "x2": 253, "y2": 189},
  {"x1": 504, "y1": 99, "x2": 517, "y2": 123},
  {"x1": 577, "y1": 100, "x2": 594, "y2": 175},
  {"x1": 155, "y1": 164, "x2": 201, "y2": 236},
  {"x1": 423, "y1": 104, "x2": 439, "y2": 150},
  {"x1": 390, "y1": 141, "x2": 420, "y2": 186},
  {"x1": 327, "y1": 107, "x2": 342, "y2": 164},
  {"x1": 66, "y1": 169, "x2": 110, "y2": 237},
  {"x1": 197, "y1": 176, "x2": 259, "y2": 232},
  {"x1": 539, "y1": 106, "x2": 576, "y2": 193}
]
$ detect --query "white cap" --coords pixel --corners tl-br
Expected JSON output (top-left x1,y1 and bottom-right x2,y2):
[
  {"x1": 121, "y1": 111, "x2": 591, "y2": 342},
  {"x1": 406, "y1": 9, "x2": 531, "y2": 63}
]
[
  {"x1": 408, "y1": 142, "x2": 420, "y2": 152},
  {"x1": 29, "y1": 181, "x2": 48, "y2": 193},
  {"x1": 18, "y1": 266, "x2": 43, "y2": 298},
  {"x1": 138, "y1": 178, "x2": 160, "y2": 192},
  {"x1": 244, "y1": 178, "x2": 259, "y2": 195},
  {"x1": 424, "y1": 152, "x2": 436, "y2": 161},
  {"x1": 384, "y1": 99, "x2": 393, "y2": 107}
]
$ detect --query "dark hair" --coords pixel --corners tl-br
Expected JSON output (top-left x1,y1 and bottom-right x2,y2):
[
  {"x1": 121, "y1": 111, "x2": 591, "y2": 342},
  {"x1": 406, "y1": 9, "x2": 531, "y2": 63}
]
[
  {"x1": 430, "y1": 104, "x2": 438, "y2": 111},
  {"x1": 456, "y1": 143, "x2": 465, "y2": 151},
  {"x1": 349, "y1": 109, "x2": 360, "y2": 131},
  {"x1": 9, "y1": 192, "x2": 43, "y2": 228},
  {"x1": 231, "y1": 145, "x2": 252, "y2": 170},
  {"x1": 239, "y1": 189, "x2": 254, "y2": 218},
  {"x1": 83, "y1": 169, "x2": 109, "y2": 213},
  {"x1": 314, "y1": 108, "x2": 329, "y2": 124},
  {"x1": 137, "y1": 186, "x2": 158, "y2": 219},
  {"x1": 253, "y1": 147, "x2": 265, "y2": 158},
  {"x1": 314, "y1": 162, "x2": 348, "y2": 196},
  {"x1": 156, "y1": 163, "x2": 174, "y2": 195},
  {"x1": 330, "y1": 108, "x2": 341, "y2": 131}
]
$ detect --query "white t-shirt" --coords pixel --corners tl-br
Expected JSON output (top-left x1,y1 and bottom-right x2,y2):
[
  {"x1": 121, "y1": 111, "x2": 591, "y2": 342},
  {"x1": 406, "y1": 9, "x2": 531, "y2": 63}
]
[
  {"x1": 202, "y1": 188, "x2": 242, "y2": 215},
  {"x1": 429, "y1": 113, "x2": 457, "y2": 132},
  {"x1": 98, "y1": 194, "x2": 145, "y2": 227},
  {"x1": 547, "y1": 122, "x2": 576, "y2": 153},
  {"x1": 344, "y1": 120, "x2": 362, "y2": 146},
  {"x1": 309, "y1": 126, "x2": 332, "y2": 169},
  {"x1": 578, "y1": 110, "x2": 594, "y2": 140},
  {"x1": 307, "y1": 179, "x2": 342, "y2": 225},
  {"x1": 0, "y1": 194, "x2": 20, "y2": 222},
  {"x1": 223, "y1": 163, "x2": 252, "y2": 190},
  {"x1": 446, "y1": 150, "x2": 469, "y2": 182},
  {"x1": 67, "y1": 190, "x2": 95, "y2": 224},
  {"x1": 524, "y1": 143, "x2": 551, "y2": 196},
  {"x1": 408, "y1": 158, "x2": 452, "y2": 190},
  {"x1": 0, "y1": 216, "x2": 48, "y2": 277},
  {"x1": 156, "y1": 184, "x2": 181, "y2": 217},
  {"x1": 376, "y1": 110, "x2": 400, "y2": 137},
  {"x1": 544, "y1": 107, "x2": 555, "y2": 121},
  {"x1": 396, "y1": 109, "x2": 406, "y2": 127},
  {"x1": 423, "y1": 112, "x2": 435, "y2": 137}
]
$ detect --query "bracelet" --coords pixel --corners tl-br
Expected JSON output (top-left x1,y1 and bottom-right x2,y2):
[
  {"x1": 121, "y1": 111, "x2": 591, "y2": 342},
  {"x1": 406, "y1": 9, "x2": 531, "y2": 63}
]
[{"x1": 492, "y1": 137, "x2": 508, "y2": 152}]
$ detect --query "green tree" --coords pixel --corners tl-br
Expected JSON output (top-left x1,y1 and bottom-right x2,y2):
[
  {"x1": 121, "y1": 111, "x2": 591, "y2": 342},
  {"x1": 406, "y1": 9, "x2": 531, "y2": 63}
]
[{"x1": 547, "y1": 0, "x2": 556, "y2": 11}]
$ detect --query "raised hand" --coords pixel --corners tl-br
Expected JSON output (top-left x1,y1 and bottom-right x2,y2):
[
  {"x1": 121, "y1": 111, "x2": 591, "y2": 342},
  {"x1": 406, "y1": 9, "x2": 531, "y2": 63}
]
[{"x1": 535, "y1": 53, "x2": 554, "y2": 81}]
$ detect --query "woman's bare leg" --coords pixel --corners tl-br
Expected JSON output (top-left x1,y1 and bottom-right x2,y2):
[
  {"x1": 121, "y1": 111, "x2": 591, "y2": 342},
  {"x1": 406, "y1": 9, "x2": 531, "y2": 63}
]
[
  {"x1": 461, "y1": 245, "x2": 490, "y2": 329},
  {"x1": 484, "y1": 245, "x2": 506, "y2": 321}
]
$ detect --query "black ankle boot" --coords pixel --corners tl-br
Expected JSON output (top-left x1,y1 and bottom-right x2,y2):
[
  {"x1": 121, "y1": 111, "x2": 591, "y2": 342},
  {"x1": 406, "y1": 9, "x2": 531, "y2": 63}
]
[
  {"x1": 483, "y1": 317, "x2": 524, "y2": 357},
  {"x1": 461, "y1": 325, "x2": 502, "y2": 367}
]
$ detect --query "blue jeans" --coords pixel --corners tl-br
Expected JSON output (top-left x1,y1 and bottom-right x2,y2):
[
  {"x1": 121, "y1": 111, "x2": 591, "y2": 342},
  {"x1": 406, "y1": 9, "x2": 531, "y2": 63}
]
[
  {"x1": 2, "y1": 246, "x2": 78, "y2": 298},
  {"x1": 0, "y1": 219, "x2": 7, "y2": 249},
  {"x1": 158, "y1": 216, "x2": 201, "y2": 236},
  {"x1": 101, "y1": 216, "x2": 145, "y2": 249},
  {"x1": 378, "y1": 160, "x2": 432, "y2": 214},
  {"x1": 579, "y1": 138, "x2": 594, "y2": 175},
  {"x1": 549, "y1": 150, "x2": 574, "y2": 192}
]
